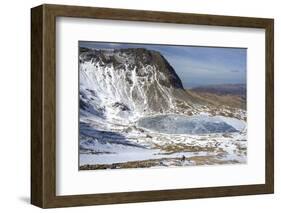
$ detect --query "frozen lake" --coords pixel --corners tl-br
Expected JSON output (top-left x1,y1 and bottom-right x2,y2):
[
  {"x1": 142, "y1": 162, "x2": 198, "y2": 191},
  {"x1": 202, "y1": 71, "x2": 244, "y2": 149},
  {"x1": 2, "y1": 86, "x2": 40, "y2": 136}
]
[{"x1": 137, "y1": 114, "x2": 243, "y2": 135}]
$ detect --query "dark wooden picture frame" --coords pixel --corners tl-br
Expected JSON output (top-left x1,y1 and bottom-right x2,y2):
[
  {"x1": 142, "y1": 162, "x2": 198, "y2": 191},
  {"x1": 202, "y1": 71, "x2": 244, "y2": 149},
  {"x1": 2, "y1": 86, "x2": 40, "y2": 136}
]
[{"x1": 31, "y1": 4, "x2": 274, "y2": 208}]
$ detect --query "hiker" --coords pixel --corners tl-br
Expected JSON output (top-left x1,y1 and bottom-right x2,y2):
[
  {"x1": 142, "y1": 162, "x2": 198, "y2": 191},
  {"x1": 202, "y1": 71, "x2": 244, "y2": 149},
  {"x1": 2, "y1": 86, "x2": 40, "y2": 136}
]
[{"x1": 181, "y1": 155, "x2": 186, "y2": 161}]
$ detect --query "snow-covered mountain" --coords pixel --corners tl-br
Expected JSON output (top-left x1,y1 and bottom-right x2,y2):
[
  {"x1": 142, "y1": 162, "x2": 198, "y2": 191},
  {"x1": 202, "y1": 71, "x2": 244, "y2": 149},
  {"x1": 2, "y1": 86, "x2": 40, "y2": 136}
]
[
  {"x1": 79, "y1": 47, "x2": 197, "y2": 123},
  {"x1": 79, "y1": 47, "x2": 247, "y2": 170}
]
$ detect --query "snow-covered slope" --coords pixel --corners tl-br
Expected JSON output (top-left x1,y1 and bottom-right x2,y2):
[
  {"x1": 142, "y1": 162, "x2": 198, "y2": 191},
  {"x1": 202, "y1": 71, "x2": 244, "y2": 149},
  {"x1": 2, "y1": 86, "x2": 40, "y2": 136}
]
[{"x1": 79, "y1": 47, "x2": 196, "y2": 123}]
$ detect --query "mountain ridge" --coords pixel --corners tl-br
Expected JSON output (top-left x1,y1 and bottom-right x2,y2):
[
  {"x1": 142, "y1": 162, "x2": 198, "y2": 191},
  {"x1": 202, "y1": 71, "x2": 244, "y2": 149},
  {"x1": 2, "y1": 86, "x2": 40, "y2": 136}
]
[{"x1": 79, "y1": 47, "x2": 199, "y2": 121}]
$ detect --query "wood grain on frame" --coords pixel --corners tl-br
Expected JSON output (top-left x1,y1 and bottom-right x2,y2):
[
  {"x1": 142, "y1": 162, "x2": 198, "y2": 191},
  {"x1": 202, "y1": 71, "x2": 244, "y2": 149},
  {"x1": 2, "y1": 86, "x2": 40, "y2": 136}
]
[{"x1": 31, "y1": 4, "x2": 274, "y2": 208}]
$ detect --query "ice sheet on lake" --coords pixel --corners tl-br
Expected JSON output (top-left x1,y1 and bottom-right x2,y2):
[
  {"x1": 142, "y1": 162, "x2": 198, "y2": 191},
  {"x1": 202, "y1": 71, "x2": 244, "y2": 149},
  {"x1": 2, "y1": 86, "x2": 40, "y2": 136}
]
[{"x1": 137, "y1": 114, "x2": 245, "y2": 135}]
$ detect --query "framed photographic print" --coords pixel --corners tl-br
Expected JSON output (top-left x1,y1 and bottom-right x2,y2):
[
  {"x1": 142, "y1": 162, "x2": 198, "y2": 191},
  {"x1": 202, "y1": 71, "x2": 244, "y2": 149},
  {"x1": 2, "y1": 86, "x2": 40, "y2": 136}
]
[{"x1": 31, "y1": 4, "x2": 274, "y2": 208}]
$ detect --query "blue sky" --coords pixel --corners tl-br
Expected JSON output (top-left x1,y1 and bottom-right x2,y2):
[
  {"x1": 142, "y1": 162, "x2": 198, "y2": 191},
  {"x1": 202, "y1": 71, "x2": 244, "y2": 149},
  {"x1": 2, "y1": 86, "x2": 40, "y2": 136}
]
[{"x1": 80, "y1": 41, "x2": 247, "y2": 88}]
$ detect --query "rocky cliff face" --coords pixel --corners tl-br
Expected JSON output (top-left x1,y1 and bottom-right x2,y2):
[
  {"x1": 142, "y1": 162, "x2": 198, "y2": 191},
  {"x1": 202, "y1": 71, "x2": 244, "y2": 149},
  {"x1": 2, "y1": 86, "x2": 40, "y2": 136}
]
[{"x1": 79, "y1": 47, "x2": 195, "y2": 122}]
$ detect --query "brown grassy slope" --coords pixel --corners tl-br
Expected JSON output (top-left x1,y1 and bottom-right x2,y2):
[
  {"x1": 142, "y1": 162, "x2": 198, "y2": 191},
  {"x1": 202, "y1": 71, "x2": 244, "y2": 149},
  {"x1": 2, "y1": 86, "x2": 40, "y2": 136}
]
[
  {"x1": 186, "y1": 90, "x2": 246, "y2": 110},
  {"x1": 79, "y1": 156, "x2": 240, "y2": 170}
]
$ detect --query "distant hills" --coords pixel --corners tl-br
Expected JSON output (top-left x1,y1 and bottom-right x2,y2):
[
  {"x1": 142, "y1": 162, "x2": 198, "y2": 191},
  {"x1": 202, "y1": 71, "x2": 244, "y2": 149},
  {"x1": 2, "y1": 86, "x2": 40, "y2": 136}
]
[
  {"x1": 188, "y1": 84, "x2": 246, "y2": 109},
  {"x1": 191, "y1": 84, "x2": 246, "y2": 98}
]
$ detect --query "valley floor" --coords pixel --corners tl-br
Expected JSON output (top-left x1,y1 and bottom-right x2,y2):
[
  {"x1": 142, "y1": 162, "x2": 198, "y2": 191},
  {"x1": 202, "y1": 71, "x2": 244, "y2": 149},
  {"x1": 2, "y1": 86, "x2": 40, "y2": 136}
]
[{"x1": 79, "y1": 113, "x2": 247, "y2": 170}]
